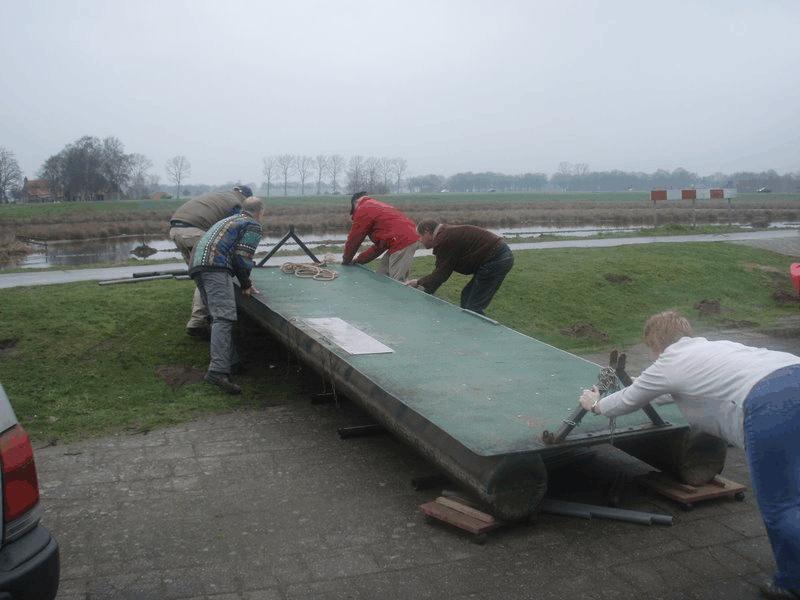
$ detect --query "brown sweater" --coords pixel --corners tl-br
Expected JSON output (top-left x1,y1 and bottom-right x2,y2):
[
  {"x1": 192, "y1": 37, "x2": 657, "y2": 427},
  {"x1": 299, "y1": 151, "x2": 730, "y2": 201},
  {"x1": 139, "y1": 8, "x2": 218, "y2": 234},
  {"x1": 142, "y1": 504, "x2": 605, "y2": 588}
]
[
  {"x1": 170, "y1": 191, "x2": 245, "y2": 230},
  {"x1": 417, "y1": 225, "x2": 503, "y2": 293}
]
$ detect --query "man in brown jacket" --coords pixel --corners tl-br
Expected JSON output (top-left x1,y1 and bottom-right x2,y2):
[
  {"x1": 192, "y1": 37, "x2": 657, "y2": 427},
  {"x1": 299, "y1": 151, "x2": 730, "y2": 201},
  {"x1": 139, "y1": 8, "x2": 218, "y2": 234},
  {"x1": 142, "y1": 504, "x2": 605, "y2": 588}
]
[
  {"x1": 405, "y1": 219, "x2": 514, "y2": 315},
  {"x1": 169, "y1": 185, "x2": 253, "y2": 337}
]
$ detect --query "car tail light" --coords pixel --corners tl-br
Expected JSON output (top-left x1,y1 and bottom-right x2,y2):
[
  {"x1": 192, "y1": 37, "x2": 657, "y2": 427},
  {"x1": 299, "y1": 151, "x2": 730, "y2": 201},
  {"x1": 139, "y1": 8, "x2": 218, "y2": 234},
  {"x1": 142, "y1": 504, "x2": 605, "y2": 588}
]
[{"x1": 0, "y1": 425, "x2": 40, "y2": 523}]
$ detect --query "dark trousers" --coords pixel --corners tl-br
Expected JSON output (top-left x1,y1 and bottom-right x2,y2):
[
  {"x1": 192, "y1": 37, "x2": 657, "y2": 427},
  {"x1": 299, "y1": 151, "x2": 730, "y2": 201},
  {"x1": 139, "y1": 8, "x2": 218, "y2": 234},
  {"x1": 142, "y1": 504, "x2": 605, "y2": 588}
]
[
  {"x1": 460, "y1": 244, "x2": 514, "y2": 315},
  {"x1": 743, "y1": 364, "x2": 800, "y2": 590}
]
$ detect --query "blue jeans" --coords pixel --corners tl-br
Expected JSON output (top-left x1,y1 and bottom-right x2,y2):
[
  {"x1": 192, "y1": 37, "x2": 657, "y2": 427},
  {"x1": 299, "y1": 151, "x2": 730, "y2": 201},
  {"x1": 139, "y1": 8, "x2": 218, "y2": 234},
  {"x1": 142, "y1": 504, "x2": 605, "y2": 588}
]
[
  {"x1": 744, "y1": 364, "x2": 800, "y2": 590},
  {"x1": 460, "y1": 244, "x2": 514, "y2": 315}
]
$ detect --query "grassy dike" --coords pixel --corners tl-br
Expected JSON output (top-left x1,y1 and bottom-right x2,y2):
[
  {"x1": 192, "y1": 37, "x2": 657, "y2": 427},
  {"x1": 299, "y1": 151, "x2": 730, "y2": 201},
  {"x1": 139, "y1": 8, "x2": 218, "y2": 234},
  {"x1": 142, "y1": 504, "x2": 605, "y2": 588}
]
[
  {"x1": 0, "y1": 242, "x2": 796, "y2": 442},
  {"x1": 412, "y1": 241, "x2": 796, "y2": 352}
]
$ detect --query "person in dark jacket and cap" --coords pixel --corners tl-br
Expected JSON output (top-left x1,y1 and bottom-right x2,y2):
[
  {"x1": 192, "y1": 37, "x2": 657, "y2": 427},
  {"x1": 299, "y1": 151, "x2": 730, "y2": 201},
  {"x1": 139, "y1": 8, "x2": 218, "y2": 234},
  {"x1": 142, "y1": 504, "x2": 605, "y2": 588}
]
[{"x1": 169, "y1": 185, "x2": 253, "y2": 337}]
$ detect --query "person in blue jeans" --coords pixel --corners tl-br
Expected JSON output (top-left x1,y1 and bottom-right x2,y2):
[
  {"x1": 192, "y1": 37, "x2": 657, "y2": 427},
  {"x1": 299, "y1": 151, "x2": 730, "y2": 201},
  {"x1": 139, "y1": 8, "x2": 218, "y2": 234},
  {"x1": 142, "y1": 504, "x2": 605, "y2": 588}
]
[{"x1": 578, "y1": 310, "x2": 800, "y2": 599}]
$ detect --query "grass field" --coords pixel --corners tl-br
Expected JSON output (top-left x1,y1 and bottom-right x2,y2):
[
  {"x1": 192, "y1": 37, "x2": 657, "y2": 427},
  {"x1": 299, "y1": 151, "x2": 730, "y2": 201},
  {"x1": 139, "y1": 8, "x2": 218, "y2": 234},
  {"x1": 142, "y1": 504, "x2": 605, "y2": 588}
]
[
  {"x1": 0, "y1": 198, "x2": 183, "y2": 220},
  {"x1": 1, "y1": 242, "x2": 797, "y2": 441},
  {"x1": 1, "y1": 192, "x2": 798, "y2": 220}
]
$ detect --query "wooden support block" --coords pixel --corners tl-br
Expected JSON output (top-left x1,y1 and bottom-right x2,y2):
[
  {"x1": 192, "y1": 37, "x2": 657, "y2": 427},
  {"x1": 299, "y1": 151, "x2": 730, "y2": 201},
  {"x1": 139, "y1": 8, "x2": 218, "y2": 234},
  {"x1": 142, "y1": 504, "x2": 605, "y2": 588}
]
[
  {"x1": 419, "y1": 496, "x2": 503, "y2": 544},
  {"x1": 638, "y1": 471, "x2": 746, "y2": 510},
  {"x1": 420, "y1": 502, "x2": 501, "y2": 535},
  {"x1": 435, "y1": 496, "x2": 497, "y2": 525}
]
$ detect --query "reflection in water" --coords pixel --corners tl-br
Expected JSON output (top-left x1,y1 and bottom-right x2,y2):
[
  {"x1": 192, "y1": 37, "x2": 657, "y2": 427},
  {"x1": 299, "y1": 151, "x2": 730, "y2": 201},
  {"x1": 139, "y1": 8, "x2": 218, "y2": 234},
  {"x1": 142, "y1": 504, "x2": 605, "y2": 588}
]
[
  {"x1": 20, "y1": 237, "x2": 182, "y2": 269},
  {"x1": 12, "y1": 222, "x2": 795, "y2": 270}
]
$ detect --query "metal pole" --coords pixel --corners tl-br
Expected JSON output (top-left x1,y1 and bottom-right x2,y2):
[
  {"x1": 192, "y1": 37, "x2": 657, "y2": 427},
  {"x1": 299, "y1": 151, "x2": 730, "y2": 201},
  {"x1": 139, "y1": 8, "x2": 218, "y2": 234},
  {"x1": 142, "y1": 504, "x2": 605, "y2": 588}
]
[{"x1": 653, "y1": 198, "x2": 658, "y2": 228}]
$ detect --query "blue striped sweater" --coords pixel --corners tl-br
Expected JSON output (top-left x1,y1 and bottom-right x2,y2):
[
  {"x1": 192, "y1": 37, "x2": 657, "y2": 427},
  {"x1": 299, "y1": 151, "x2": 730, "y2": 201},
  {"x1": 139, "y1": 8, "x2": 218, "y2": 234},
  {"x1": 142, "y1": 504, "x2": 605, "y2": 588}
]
[{"x1": 189, "y1": 212, "x2": 263, "y2": 289}]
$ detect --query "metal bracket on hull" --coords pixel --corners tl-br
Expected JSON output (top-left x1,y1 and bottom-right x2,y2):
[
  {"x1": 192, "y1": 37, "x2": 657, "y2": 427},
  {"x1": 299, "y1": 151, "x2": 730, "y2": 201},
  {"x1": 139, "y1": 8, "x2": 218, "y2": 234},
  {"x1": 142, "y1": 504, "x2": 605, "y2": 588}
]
[
  {"x1": 541, "y1": 350, "x2": 670, "y2": 445},
  {"x1": 257, "y1": 225, "x2": 321, "y2": 267}
]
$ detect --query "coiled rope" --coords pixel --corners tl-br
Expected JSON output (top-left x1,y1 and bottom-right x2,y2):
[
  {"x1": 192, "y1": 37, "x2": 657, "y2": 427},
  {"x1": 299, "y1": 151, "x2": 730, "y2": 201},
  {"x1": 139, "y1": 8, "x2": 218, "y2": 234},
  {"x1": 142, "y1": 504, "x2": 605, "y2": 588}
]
[{"x1": 280, "y1": 262, "x2": 338, "y2": 281}]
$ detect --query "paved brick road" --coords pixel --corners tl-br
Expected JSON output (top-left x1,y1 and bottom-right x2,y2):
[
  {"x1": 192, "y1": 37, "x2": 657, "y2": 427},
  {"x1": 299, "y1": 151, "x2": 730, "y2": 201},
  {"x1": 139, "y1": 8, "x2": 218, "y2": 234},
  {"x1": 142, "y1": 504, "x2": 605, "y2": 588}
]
[{"x1": 40, "y1": 398, "x2": 775, "y2": 600}]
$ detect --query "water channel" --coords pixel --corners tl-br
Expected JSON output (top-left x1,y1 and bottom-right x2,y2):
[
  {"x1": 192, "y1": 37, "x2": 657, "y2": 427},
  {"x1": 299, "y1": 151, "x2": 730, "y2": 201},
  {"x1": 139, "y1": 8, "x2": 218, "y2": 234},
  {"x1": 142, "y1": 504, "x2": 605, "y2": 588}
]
[{"x1": 11, "y1": 222, "x2": 799, "y2": 270}]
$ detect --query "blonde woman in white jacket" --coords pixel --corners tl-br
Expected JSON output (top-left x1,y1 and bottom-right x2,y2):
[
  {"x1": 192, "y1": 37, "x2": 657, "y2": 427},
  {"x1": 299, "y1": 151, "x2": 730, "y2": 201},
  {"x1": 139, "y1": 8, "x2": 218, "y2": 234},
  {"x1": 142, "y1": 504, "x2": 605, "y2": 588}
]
[{"x1": 580, "y1": 311, "x2": 800, "y2": 600}]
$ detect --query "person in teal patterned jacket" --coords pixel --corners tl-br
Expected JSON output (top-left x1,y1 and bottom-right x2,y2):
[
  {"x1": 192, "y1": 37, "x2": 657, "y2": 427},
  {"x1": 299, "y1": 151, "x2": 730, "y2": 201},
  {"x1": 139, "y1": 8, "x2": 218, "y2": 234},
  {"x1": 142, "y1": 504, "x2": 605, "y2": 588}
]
[{"x1": 188, "y1": 196, "x2": 264, "y2": 394}]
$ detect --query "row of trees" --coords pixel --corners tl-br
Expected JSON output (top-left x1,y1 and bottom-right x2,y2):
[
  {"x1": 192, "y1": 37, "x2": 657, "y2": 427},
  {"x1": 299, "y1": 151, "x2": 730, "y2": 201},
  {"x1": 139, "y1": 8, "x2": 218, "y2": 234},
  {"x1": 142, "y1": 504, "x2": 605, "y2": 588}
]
[
  {"x1": 29, "y1": 136, "x2": 193, "y2": 201},
  {"x1": 409, "y1": 164, "x2": 800, "y2": 193},
  {"x1": 4, "y1": 139, "x2": 800, "y2": 202},
  {"x1": 262, "y1": 155, "x2": 408, "y2": 196},
  {"x1": 548, "y1": 164, "x2": 800, "y2": 193},
  {"x1": 37, "y1": 136, "x2": 151, "y2": 201}
]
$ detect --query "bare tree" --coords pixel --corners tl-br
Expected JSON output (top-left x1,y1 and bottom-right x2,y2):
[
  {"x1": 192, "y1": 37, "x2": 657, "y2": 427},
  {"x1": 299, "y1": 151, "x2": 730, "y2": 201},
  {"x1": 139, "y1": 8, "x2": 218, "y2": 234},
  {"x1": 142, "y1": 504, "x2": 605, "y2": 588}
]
[
  {"x1": 262, "y1": 156, "x2": 277, "y2": 198},
  {"x1": 276, "y1": 154, "x2": 296, "y2": 196},
  {"x1": 0, "y1": 147, "x2": 23, "y2": 203},
  {"x1": 364, "y1": 156, "x2": 381, "y2": 191},
  {"x1": 147, "y1": 173, "x2": 161, "y2": 194},
  {"x1": 165, "y1": 155, "x2": 191, "y2": 199},
  {"x1": 100, "y1": 137, "x2": 132, "y2": 199},
  {"x1": 329, "y1": 154, "x2": 346, "y2": 194},
  {"x1": 128, "y1": 153, "x2": 153, "y2": 199},
  {"x1": 314, "y1": 155, "x2": 329, "y2": 195},
  {"x1": 296, "y1": 155, "x2": 313, "y2": 196},
  {"x1": 379, "y1": 157, "x2": 393, "y2": 192},
  {"x1": 347, "y1": 155, "x2": 365, "y2": 193},
  {"x1": 39, "y1": 136, "x2": 107, "y2": 201},
  {"x1": 39, "y1": 154, "x2": 64, "y2": 201},
  {"x1": 391, "y1": 158, "x2": 407, "y2": 194},
  {"x1": 557, "y1": 161, "x2": 574, "y2": 176},
  {"x1": 573, "y1": 163, "x2": 589, "y2": 176}
]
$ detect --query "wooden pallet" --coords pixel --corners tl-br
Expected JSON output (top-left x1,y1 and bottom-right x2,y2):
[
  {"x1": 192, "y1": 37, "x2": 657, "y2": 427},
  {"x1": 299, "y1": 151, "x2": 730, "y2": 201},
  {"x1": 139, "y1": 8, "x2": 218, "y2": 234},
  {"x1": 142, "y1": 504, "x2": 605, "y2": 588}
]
[
  {"x1": 638, "y1": 472, "x2": 747, "y2": 510},
  {"x1": 420, "y1": 496, "x2": 503, "y2": 542}
]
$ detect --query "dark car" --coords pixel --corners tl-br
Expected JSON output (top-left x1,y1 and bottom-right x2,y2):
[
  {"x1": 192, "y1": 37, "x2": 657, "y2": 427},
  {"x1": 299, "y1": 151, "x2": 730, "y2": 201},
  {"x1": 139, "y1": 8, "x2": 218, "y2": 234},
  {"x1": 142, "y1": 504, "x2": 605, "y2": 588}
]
[{"x1": 0, "y1": 384, "x2": 59, "y2": 599}]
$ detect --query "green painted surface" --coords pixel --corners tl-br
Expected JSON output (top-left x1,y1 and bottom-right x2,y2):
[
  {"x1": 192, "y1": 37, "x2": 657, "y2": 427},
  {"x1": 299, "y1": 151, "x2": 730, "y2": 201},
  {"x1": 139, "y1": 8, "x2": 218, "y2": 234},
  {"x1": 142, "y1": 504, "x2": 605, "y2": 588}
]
[{"x1": 250, "y1": 265, "x2": 687, "y2": 456}]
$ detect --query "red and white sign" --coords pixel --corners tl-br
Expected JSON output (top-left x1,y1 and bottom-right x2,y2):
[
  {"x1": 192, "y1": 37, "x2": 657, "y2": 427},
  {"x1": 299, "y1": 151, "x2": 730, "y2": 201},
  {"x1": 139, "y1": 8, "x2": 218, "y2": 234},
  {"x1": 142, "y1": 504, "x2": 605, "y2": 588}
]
[{"x1": 651, "y1": 188, "x2": 736, "y2": 201}]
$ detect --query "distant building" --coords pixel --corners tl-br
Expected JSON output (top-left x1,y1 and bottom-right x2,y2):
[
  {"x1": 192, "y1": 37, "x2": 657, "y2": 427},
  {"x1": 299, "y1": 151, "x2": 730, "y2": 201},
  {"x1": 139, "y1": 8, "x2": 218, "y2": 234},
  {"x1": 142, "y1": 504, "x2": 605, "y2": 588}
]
[
  {"x1": 149, "y1": 191, "x2": 172, "y2": 200},
  {"x1": 20, "y1": 178, "x2": 54, "y2": 203}
]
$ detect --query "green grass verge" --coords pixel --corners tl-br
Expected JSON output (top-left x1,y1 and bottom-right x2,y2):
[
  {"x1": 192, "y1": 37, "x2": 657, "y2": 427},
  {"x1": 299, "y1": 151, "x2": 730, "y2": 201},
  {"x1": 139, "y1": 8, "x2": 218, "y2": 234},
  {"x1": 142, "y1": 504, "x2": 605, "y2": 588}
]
[
  {"x1": 412, "y1": 242, "x2": 798, "y2": 353},
  {"x1": 0, "y1": 199, "x2": 182, "y2": 220},
  {"x1": 0, "y1": 279, "x2": 301, "y2": 441},
  {"x1": 0, "y1": 241, "x2": 796, "y2": 441}
]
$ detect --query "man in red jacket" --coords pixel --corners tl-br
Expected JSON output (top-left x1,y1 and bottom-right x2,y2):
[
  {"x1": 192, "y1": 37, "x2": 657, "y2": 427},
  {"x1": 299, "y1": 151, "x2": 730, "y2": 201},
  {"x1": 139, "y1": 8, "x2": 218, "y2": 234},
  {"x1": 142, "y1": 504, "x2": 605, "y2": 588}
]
[{"x1": 341, "y1": 192, "x2": 420, "y2": 281}]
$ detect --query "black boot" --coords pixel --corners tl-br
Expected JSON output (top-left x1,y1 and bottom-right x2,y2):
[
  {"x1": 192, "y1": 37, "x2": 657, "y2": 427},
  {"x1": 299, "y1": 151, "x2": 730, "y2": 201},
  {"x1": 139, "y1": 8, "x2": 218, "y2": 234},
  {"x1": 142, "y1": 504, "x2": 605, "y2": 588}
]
[
  {"x1": 204, "y1": 371, "x2": 242, "y2": 395},
  {"x1": 760, "y1": 581, "x2": 800, "y2": 600}
]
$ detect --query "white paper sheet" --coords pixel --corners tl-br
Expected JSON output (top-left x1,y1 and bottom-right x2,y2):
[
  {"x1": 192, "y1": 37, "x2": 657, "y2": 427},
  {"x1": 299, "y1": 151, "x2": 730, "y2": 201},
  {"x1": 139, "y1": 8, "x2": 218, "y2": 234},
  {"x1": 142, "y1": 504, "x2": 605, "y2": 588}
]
[{"x1": 303, "y1": 317, "x2": 394, "y2": 355}]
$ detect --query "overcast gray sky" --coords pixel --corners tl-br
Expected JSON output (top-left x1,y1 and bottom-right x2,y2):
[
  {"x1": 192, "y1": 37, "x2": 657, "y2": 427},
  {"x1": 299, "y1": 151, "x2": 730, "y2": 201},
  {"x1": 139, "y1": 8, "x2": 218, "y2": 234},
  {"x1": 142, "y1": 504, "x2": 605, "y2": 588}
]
[{"x1": 2, "y1": 0, "x2": 799, "y2": 184}]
